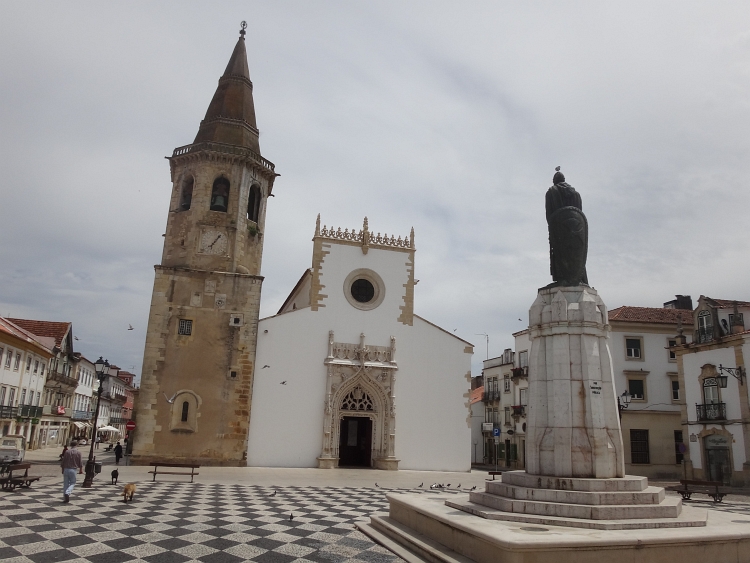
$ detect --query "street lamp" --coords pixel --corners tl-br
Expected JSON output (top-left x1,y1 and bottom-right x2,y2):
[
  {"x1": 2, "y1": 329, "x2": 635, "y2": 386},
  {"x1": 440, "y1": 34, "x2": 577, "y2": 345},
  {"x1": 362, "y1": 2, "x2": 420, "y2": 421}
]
[
  {"x1": 618, "y1": 389, "x2": 631, "y2": 420},
  {"x1": 83, "y1": 357, "x2": 108, "y2": 488},
  {"x1": 717, "y1": 364, "x2": 745, "y2": 388}
]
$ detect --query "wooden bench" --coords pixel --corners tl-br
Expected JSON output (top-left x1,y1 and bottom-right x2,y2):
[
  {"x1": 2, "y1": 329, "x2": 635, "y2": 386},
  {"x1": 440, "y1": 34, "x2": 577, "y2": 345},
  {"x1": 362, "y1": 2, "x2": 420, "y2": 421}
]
[
  {"x1": 488, "y1": 471, "x2": 502, "y2": 480},
  {"x1": 148, "y1": 463, "x2": 200, "y2": 483},
  {"x1": 668, "y1": 479, "x2": 729, "y2": 503},
  {"x1": 0, "y1": 463, "x2": 41, "y2": 491}
]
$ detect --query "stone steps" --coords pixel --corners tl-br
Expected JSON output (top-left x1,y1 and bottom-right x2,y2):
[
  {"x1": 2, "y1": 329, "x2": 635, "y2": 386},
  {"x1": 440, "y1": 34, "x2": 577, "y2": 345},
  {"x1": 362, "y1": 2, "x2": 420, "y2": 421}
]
[
  {"x1": 486, "y1": 480, "x2": 665, "y2": 505},
  {"x1": 445, "y1": 496, "x2": 707, "y2": 531},
  {"x1": 501, "y1": 470, "x2": 647, "y2": 492},
  {"x1": 468, "y1": 490, "x2": 681, "y2": 520}
]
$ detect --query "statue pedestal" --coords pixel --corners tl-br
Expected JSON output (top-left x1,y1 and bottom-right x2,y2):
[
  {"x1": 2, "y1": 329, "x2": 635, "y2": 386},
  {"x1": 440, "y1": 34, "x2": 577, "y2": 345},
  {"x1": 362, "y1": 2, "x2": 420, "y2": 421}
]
[{"x1": 526, "y1": 285, "x2": 624, "y2": 478}]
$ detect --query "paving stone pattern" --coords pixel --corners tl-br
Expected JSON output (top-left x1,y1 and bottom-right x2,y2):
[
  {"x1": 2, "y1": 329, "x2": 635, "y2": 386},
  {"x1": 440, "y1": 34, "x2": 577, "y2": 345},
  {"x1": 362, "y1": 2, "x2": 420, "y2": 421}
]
[{"x1": 0, "y1": 482, "x2": 459, "y2": 563}]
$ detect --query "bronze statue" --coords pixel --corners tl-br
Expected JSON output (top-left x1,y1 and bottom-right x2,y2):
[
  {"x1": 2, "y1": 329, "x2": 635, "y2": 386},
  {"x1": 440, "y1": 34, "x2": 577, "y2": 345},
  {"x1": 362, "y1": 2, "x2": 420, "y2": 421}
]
[{"x1": 546, "y1": 167, "x2": 588, "y2": 287}]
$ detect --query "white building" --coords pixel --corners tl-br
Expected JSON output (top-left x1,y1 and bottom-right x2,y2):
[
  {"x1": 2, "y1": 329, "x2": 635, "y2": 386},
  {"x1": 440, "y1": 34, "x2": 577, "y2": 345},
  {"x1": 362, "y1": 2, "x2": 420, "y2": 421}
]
[
  {"x1": 0, "y1": 318, "x2": 52, "y2": 442},
  {"x1": 70, "y1": 354, "x2": 95, "y2": 440},
  {"x1": 247, "y1": 217, "x2": 473, "y2": 471},
  {"x1": 608, "y1": 300, "x2": 693, "y2": 479},
  {"x1": 677, "y1": 296, "x2": 750, "y2": 487}
]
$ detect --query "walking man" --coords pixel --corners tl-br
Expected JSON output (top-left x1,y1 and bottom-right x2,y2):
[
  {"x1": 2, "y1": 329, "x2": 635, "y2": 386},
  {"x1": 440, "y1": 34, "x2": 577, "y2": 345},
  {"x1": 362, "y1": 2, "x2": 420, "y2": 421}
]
[
  {"x1": 114, "y1": 441, "x2": 123, "y2": 465},
  {"x1": 61, "y1": 440, "x2": 83, "y2": 503}
]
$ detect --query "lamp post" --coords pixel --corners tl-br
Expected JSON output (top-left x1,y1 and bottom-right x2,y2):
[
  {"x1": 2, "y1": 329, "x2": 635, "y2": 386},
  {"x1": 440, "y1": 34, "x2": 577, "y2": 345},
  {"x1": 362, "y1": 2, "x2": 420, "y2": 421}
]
[
  {"x1": 618, "y1": 389, "x2": 631, "y2": 420},
  {"x1": 82, "y1": 357, "x2": 108, "y2": 488}
]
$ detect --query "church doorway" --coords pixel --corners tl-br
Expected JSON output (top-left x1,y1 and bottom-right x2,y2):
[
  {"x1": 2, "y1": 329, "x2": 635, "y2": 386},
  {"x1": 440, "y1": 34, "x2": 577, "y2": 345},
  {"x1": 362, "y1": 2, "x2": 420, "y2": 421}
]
[{"x1": 338, "y1": 417, "x2": 372, "y2": 467}]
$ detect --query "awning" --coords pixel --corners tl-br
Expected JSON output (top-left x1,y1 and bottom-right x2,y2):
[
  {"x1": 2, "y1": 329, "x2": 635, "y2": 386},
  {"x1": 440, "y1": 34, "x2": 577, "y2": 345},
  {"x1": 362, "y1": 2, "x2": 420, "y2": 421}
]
[{"x1": 73, "y1": 421, "x2": 86, "y2": 430}]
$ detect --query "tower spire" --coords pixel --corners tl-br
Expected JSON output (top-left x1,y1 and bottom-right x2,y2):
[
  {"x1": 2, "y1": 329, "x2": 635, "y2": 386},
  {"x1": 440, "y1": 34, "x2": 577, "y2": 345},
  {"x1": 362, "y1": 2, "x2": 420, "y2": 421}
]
[{"x1": 193, "y1": 22, "x2": 260, "y2": 152}]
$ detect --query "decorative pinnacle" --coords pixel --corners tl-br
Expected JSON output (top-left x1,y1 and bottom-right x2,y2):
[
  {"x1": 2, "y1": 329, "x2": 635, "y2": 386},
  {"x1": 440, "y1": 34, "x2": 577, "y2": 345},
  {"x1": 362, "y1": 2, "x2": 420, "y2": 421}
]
[
  {"x1": 240, "y1": 21, "x2": 247, "y2": 39},
  {"x1": 315, "y1": 213, "x2": 321, "y2": 236},
  {"x1": 363, "y1": 217, "x2": 369, "y2": 232},
  {"x1": 410, "y1": 227, "x2": 415, "y2": 248}
]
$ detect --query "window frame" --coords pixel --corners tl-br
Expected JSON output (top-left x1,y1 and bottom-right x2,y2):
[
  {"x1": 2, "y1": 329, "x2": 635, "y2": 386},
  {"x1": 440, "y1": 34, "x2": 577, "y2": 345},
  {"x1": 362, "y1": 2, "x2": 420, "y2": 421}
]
[
  {"x1": 626, "y1": 376, "x2": 647, "y2": 402},
  {"x1": 630, "y1": 429, "x2": 650, "y2": 464},
  {"x1": 667, "y1": 338, "x2": 677, "y2": 361},
  {"x1": 625, "y1": 336, "x2": 643, "y2": 360},
  {"x1": 670, "y1": 376, "x2": 680, "y2": 402},
  {"x1": 178, "y1": 319, "x2": 193, "y2": 336}
]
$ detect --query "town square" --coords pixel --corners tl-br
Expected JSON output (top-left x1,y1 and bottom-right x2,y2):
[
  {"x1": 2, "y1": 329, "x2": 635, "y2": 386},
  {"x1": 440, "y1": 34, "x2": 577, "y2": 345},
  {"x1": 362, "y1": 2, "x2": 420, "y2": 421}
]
[{"x1": 2, "y1": 3, "x2": 750, "y2": 562}]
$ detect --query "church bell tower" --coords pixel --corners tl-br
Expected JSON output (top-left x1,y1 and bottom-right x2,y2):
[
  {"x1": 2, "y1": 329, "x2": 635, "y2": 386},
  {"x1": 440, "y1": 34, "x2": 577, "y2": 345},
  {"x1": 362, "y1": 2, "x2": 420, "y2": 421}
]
[{"x1": 132, "y1": 23, "x2": 278, "y2": 465}]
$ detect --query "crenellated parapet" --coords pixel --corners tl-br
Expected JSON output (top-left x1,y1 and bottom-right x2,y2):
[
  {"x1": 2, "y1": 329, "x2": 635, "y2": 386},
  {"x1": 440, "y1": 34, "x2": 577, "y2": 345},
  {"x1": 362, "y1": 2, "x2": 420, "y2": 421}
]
[{"x1": 314, "y1": 215, "x2": 414, "y2": 254}]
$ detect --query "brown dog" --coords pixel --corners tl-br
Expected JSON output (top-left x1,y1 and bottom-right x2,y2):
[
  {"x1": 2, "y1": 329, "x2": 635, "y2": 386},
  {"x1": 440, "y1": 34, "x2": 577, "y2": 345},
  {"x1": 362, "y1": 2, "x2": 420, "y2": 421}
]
[{"x1": 122, "y1": 483, "x2": 136, "y2": 502}]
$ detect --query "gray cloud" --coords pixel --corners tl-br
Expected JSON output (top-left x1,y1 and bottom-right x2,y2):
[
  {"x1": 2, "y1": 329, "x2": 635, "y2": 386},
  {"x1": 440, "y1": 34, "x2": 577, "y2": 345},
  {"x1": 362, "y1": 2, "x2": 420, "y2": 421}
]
[{"x1": 2, "y1": 1, "x2": 749, "y2": 377}]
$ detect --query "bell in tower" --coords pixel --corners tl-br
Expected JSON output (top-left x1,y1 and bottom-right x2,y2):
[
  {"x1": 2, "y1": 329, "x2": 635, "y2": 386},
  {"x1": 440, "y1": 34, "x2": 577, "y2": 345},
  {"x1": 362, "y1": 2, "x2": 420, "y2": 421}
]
[{"x1": 132, "y1": 23, "x2": 278, "y2": 466}]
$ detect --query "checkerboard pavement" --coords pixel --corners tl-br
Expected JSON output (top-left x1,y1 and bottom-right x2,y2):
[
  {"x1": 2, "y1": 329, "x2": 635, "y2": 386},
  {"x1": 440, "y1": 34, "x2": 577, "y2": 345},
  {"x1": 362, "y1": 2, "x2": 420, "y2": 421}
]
[{"x1": 0, "y1": 481, "x2": 464, "y2": 563}]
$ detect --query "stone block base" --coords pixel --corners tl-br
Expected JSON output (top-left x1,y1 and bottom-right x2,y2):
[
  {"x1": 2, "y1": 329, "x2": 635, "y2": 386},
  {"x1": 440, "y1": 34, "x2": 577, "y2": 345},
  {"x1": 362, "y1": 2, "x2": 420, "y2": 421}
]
[
  {"x1": 317, "y1": 457, "x2": 338, "y2": 469},
  {"x1": 374, "y1": 493, "x2": 748, "y2": 563},
  {"x1": 374, "y1": 458, "x2": 400, "y2": 471}
]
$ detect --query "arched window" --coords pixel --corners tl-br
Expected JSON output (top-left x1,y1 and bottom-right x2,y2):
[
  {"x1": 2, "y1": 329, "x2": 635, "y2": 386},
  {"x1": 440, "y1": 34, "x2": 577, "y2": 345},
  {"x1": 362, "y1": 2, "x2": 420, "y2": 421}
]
[
  {"x1": 210, "y1": 178, "x2": 230, "y2": 212},
  {"x1": 180, "y1": 176, "x2": 194, "y2": 211},
  {"x1": 247, "y1": 184, "x2": 261, "y2": 223},
  {"x1": 170, "y1": 391, "x2": 200, "y2": 433}
]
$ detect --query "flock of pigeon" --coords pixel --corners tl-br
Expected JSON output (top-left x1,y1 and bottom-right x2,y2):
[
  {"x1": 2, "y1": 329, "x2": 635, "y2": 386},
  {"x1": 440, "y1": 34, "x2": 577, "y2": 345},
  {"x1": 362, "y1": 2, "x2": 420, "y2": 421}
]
[{"x1": 374, "y1": 482, "x2": 477, "y2": 491}]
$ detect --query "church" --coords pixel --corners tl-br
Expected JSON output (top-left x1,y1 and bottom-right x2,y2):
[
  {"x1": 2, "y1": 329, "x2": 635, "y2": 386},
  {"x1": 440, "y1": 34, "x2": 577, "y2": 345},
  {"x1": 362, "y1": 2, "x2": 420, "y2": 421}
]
[{"x1": 132, "y1": 26, "x2": 472, "y2": 471}]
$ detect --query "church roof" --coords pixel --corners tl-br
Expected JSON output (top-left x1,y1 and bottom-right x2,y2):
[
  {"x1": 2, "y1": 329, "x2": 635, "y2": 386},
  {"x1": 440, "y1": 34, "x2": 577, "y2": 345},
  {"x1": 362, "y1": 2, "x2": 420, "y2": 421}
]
[
  {"x1": 193, "y1": 26, "x2": 260, "y2": 152},
  {"x1": 608, "y1": 307, "x2": 692, "y2": 325}
]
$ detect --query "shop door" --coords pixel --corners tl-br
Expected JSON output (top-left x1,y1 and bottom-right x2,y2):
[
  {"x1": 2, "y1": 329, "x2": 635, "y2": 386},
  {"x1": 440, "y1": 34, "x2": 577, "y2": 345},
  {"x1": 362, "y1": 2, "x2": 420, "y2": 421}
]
[
  {"x1": 338, "y1": 417, "x2": 372, "y2": 467},
  {"x1": 706, "y1": 446, "x2": 732, "y2": 485}
]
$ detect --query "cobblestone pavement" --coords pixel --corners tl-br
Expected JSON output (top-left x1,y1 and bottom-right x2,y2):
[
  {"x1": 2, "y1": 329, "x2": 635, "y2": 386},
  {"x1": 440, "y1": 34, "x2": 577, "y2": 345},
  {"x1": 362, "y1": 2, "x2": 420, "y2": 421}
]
[{"x1": 0, "y1": 481, "x2": 466, "y2": 563}]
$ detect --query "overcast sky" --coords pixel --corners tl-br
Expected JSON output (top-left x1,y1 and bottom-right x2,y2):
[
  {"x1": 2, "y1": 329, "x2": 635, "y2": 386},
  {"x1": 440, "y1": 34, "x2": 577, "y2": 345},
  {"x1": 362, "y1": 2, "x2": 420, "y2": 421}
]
[{"x1": 2, "y1": 2, "x2": 750, "y2": 380}]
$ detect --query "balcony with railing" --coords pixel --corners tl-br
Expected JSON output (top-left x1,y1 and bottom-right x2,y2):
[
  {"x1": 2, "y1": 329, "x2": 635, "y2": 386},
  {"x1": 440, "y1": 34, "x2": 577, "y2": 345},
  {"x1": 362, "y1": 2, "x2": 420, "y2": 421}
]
[
  {"x1": 696, "y1": 402, "x2": 726, "y2": 422},
  {"x1": 0, "y1": 406, "x2": 17, "y2": 419},
  {"x1": 46, "y1": 369, "x2": 79, "y2": 387},
  {"x1": 109, "y1": 417, "x2": 128, "y2": 425},
  {"x1": 71, "y1": 410, "x2": 93, "y2": 421},
  {"x1": 17, "y1": 406, "x2": 43, "y2": 418},
  {"x1": 482, "y1": 389, "x2": 501, "y2": 402},
  {"x1": 512, "y1": 405, "x2": 526, "y2": 418},
  {"x1": 511, "y1": 367, "x2": 528, "y2": 379}
]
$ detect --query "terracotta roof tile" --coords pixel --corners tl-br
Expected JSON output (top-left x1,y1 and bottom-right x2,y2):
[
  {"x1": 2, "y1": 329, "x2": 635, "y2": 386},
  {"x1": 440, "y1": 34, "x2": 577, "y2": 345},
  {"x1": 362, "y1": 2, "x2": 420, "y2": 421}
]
[
  {"x1": 0, "y1": 318, "x2": 54, "y2": 354},
  {"x1": 6, "y1": 318, "x2": 71, "y2": 348},
  {"x1": 706, "y1": 298, "x2": 750, "y2": 309},
  {"x1": 470, "y1": 386, "x2": 484, "y2": 405},
  {"x1": 608, "y1": 307, "x2": 693, "y2": 325}
]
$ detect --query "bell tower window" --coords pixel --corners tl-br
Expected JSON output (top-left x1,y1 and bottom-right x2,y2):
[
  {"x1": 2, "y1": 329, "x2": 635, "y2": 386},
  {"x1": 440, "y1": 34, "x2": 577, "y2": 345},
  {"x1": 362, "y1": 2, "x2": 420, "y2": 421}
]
[
  {"x1": 180, "y1": 176, "x2": 194, "y2": 211},
  {"x1": 247, "y1": 184, "x2": 261, "y2": 223},
  {"x1": 210, "y1": 178, "x2": 230, "y2": 212},
  {"x1": 181, "y1": 401, "x2": 189, "y2": 422}
]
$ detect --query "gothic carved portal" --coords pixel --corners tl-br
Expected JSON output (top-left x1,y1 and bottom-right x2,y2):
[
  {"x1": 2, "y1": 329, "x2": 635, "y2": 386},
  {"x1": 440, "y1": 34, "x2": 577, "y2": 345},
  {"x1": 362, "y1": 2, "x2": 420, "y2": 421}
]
[{"x1": 318, "y1": 332, "x2": 399, "y2": 470}]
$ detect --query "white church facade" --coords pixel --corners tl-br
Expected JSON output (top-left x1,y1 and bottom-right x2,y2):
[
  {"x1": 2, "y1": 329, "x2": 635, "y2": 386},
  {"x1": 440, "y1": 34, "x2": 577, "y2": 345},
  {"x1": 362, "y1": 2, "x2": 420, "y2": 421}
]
[{"x1": 247, "y1": 217, "x2": 473, "y2": 471}]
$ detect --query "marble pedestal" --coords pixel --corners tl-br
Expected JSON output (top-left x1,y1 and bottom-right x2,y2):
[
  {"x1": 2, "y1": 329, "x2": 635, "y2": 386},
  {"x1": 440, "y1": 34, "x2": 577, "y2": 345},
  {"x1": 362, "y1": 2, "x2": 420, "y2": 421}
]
[{"x1": 526, "y1": 285, "x2": 624, "y2": 479}]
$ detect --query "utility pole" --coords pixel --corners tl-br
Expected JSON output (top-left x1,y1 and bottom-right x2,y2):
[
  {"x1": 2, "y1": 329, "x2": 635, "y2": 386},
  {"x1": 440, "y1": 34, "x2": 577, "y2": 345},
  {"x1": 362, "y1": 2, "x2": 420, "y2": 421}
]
[{"x1": 475, "y1": 333, "x2": 489, "y2": 360}]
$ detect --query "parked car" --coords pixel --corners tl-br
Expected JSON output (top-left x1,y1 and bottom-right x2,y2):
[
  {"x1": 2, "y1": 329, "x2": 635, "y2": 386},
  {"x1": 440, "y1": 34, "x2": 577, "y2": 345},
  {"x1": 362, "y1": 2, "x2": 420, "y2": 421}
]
[{"x1": 0, "y1": 435, "x2": 26, "y2": 463}]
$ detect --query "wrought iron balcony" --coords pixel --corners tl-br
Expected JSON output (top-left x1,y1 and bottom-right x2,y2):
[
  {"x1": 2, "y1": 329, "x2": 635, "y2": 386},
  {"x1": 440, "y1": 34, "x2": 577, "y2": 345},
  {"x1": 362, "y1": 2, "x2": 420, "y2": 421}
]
[
  {"x1": 109, "y1": 417, "x2": 128, "y2": 425},
  {"x1": 17, "y1": 406, "x2": 43, "y2": 418},
  {"x1": 512, "y1": 405, "x2": 526, "y2": 418},
  {"x1": 46, "y1": 371, "x2": 78, "y2": 388},
  {"x1": 511, "y1": 367, "x2": 528, "y2": 379},
  {"x1": 696, "y1": 402, "x2": 726, "y2": 422},
  {"x1": 71, "y1": 410, "x2": 92, "y2": 420},
  {"x1": 482, "y1": 389, "x2": 500, "y2": 402},
  {"x1": 0, "y1": 406, "x2": 17, "y2": 419}
]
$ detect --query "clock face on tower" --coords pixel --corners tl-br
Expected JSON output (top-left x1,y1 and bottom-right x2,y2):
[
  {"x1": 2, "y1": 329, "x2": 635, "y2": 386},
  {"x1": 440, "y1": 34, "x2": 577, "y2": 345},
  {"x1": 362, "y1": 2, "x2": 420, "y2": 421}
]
[{"x1": 198, "y1": 229, "x2": 228, "y2": 255}]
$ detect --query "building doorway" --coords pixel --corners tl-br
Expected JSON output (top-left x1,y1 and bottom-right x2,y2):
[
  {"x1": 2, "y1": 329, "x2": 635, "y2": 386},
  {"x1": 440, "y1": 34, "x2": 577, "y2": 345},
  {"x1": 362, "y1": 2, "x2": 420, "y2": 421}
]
[
  {"x1": 704, "y1": 435, "x2": 732, "y2": 484},
  {"x1": 338, "y1": 417, "x2": 372, "y2": 467}
]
